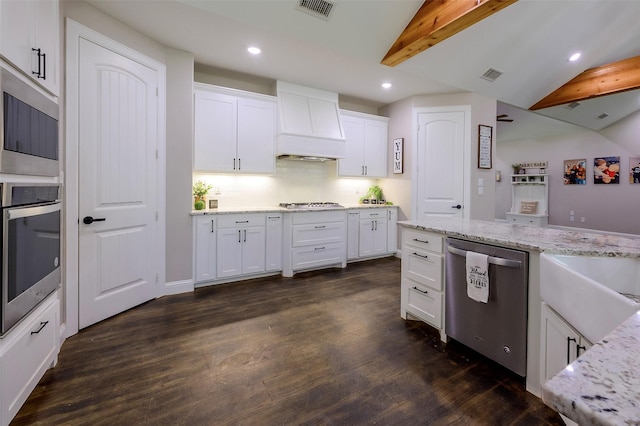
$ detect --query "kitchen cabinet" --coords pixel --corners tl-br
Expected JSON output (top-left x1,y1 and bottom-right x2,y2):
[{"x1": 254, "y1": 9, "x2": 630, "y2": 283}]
[
  {"x1": 540, "y1": 302, "x2": 592, "y2": 383},
  {"x1": 283, "y1": 210, "x2": 347, "y2": 277},
  {"x1": 0, "y1": 294, "x2": 59, "y2": 426},
  {"x1": 507, "y1": 174, "x2": 549, "y2": 226},
  {"x1": 0, "y1": 0, "x2": 59, "y2": 96},
  {"x1": 194, "y1": 216, "x2": 216, "y2": 283},
  {"x1": 359, "y1": 209, "x2": 387, "y2": 257},
  {"x1": 400, "y1": 228, "x2": 446, "y2": 341},
  {"x1": 386, "y1": 207, "x2": 398, "y2": 254},
  {"x1": 338, "y1": 110, "x2": 388, "y2": 177},
  {"x1": 265, "y1": 214, "x2": 283, "y2": 272},
  {"x1": 216, "y1": 214, "x2": 266, "y2": 279},
  {"x1": 346, "y1": 210, "x2": 360, "y2": 260},
  {"x1": 194, "y1": 84, "x2": 276, "y2": 174}
]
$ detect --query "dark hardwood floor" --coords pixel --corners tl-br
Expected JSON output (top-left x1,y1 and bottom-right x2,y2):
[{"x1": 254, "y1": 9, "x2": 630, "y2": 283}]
[{"x1": 13, "y1": 257, "x2": 563, "y2": 425}]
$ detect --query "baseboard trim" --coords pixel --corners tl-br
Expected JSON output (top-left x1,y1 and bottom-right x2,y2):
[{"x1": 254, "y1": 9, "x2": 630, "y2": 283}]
[{"x1": 163, "y1": 279, "x2": 194, "y2": 296}]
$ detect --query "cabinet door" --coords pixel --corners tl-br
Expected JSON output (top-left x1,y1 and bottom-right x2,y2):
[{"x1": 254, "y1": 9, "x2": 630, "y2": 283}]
[
  {"x1": 216, "y1": 227, "x2": 243, "y2": 278},
  {"x1": 194, "y1": 216, "x2": 216, "y2": 282},
  {"x1": 0, "y1": 0, "x2": 34, "y2": 74},
  {"x1": 237, "y1": 97, "x2": 275, "y2": 174},
  {"x1": 242, "y1": 226, "x2": 266, "y2": 275},
  {"x1": 372, "y1": 218, "x2": 387, "y2": 255},
  {"x1": 362, "y1": 119, "x2": 388, "y2": 177},
  {"x1": 338, "y1": 115, "x2": 365, "y2": 176},
  {"x1": 541, "y1": 303, "x2": 581, "y2": 382},
  {"x1": 358, "y1": 220, "x2": 374, "y2": 257},
  {"x1": 346, "y1": 210, "x2": 360, "y2": 260},
  {"x1": 265, "y1": 215, "x2": 282, "y2": 271},
  {"x1": 194, "y1": 90, "x2": 237, "y2": 172},
  {"x1": 32, "y1": 0, "x2": 59, "y2": 95},
  {"x1": 386, "y1": 208, "x2": 398, "y2": 254}
]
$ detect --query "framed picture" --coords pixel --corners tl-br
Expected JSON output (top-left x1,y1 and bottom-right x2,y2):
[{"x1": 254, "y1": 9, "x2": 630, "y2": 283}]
[
  {"x1": 594, "y1": 156, "x2": 620, "y2": 184},
  {"x1": 393, "y1": 138, "x2": 404, "y2": 174},
  {"x1": 563, "y1": 159, "x2": 586, "y2": 185},
  {"x1": 630, "y1": 156, "x2": 640, "y2": 184},
  {"x1": 478, "y1": 125, "x2": 492, "y2": 169}
]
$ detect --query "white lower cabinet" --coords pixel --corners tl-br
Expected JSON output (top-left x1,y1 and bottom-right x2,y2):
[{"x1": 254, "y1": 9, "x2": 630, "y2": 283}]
[
  {"x1": 346, "y1": 210, "x2": 360, "y2": 260},
  {"x1": 400, "y1": 228, "x2": 446, "y2": 340},
  {"x1": 540, "y1": 302, "x2": 592, "y2": 383},
  {"x1": 0, "y1": 294, "x2": 59, "y2": 426},
  {"x1": 265, "y1": 214, "x2": 283, "y2": 272},
  {"x1": 358, "y1": 209, "x2": 387, "y2": 257},
  {"x1": 194, "y1": 216, "x2": 216, "y2": 282},
  {"x1": 216, "y1": 214, "x2": 266, "y2": 279}
]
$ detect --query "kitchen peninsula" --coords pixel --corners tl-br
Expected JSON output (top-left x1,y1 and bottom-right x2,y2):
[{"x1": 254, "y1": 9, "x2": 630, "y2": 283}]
[{"x1": 398, "y1": 217, "x2": 640, "y2": 425}]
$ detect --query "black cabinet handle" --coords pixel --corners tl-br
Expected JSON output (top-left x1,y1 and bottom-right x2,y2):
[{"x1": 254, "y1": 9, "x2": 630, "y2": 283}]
[
  {"x1": 567, "y1": 337, "x2": 577, "y2": 364},
  {"x1": 83, "y1": 216, "x2": 106, "y2": 224},
  {"x1": 412, "y1": 252, "x2": 428, "y2": 259},
  {"x1": 413, "y1": 238, "x2": 428, "y2": 244},
  {"x1": 451, "y1": 204, "x2": 462, "y2": 209},
  {"x1": 211, "y1": 220, "x2": 214, "y2": 233},
  {"x1": 577, "y1": 344, "x2": 586, "y2": 357},
  {"x1": 31, "y1": 321, "x2": 49, "y2": 335},
  {"x1": 412, "y1": 286, "x2": 428, "y2": 294},
  {"x1": 32, "y1": 48, "x2": 46, "y2": 79}
]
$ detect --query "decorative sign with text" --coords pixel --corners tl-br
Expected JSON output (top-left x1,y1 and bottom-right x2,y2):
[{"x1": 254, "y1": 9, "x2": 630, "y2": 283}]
[
  {"x1": 478, "y1": 125, "x2": 492, "y2": 169},
  {"x1": 393, "y1": 138, "x2": 403, "y2": 174}
]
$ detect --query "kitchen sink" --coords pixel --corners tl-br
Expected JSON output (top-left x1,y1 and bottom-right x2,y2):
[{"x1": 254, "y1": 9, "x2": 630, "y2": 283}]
[{"x1": 540, "y1": 253, "x2": 640, "y2": 343}]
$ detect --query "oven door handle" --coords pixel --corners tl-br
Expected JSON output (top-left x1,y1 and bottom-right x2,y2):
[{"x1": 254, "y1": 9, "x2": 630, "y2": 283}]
[{"x1": 6, "y1": 202, "x2": 61, "y2": 220}]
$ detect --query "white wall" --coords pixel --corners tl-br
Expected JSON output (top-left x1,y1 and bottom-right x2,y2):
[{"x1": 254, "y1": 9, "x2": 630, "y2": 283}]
[{"x1": 495, "y1": 109, "x2": 640, "y2": 235}]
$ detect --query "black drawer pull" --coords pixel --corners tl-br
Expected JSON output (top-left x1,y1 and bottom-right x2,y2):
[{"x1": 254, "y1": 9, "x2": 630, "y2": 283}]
[
  {"x1": 315, "y1": 225, "x2": 326, "y2": 229},
  {"x1": 412, "y1": 287, "x2": 428, "y2": 294},
  {"x1": 412, "y1": 252, "x2": 428, "y2": 259},
  {"x1": 31, "y1": 320, "x2": 49, "y2": 335},
  {"x1": 235, "y1": 220, "x2": 249, "y2": 224},
  {"x1": 314, "y1": 246, "x2": 326, "y2": 251},
  {"x1": 413, "y1": 238, "x2": 429, "y2": 244}
]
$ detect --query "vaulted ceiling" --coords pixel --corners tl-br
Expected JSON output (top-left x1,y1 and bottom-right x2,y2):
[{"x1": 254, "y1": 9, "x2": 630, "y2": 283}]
[{"x1": 88, "y1": 0, "x2": 640, "y2": 133}]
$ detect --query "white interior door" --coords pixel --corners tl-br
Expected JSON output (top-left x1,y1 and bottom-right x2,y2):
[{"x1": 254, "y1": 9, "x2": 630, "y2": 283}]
[
  {"x1": 78, "y1": 38, "x2": 158, "y2": 329},
  {"x1": 416, "y1": 111, "x2": 465, "y2": 218}
]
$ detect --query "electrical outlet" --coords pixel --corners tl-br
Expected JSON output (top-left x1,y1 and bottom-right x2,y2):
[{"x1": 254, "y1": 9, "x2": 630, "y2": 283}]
[
  {"x1": 580, "y1": 217, "x2": 586, "y2": 223},
  {"x1": 570, "y1": 210, "x2": 575, "y2": 216},
  {"x1": 570, "y1": 216, "x2": 575, "y2": 222}
]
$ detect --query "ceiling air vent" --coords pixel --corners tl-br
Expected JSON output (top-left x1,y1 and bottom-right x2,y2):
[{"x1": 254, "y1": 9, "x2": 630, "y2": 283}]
[
  {"x1": 296, "y1": 0, "x2": 335, "y2": 20},
  {"x1": 598, "y1": 113, "x2": 609, "y2": 120},
  {"x1": 480, "y1": 68, "x2": 503, "y2": 82},
  {"x1": 564, "y1": 102, "x2": 581, "y2": 110}
]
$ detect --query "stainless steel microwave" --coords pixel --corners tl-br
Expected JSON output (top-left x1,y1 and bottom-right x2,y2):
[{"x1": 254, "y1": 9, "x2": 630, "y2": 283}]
[{"x1": 0, "y1": 63, "x2": 59, "y2": 177}]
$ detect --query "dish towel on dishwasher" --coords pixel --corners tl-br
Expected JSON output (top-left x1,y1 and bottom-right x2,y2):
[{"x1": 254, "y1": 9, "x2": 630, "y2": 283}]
[{"x1": 466, "y1": 251, "x2": 489, "y2": 303}]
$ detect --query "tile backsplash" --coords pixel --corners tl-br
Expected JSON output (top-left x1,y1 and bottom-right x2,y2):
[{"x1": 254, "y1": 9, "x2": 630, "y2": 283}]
[{"x1": 194, "y1": 159, "x2": 378, "y2": 209}]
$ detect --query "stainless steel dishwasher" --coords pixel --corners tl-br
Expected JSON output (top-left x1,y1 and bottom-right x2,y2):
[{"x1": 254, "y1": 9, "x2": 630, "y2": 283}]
[{"x1": 445, "y1": 238, "x2": 528, "y2": 376}]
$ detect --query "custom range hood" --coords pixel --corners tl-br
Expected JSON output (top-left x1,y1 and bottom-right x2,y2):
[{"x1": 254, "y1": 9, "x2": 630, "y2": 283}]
[{"x1": 276, "y1": 81, "x2": 346, "y2": 160}]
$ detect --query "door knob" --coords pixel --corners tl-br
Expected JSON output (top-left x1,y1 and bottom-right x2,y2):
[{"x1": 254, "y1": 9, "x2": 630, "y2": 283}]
[
  {"x1": 83, "y1": 216, "x2": 106, "y2": 224},
  {"x1": 451, "y1": 204, "x2": 462, "y2": 209}
]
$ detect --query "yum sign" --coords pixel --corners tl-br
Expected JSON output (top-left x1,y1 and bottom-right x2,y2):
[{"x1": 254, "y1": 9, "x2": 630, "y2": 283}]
[{"x1": 393, "y1": 138, "x2": 403, "y2": 174}]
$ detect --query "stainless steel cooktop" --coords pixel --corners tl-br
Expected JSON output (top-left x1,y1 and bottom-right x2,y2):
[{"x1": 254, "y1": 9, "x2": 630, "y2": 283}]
[{"x1": 278, "y1": 202, "x2": 344, "y2": 210}]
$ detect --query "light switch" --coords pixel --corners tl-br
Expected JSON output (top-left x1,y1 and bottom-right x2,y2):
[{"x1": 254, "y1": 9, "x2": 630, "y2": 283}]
[
  {"x1": 478, "y1": 186, "x2": 484, "y2": 195},
  {"x1": 478, "y1": 178, "x2": 484, "y2": 187}
]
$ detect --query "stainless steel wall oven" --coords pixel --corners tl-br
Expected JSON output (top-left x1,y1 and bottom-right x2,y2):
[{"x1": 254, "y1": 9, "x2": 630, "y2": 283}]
[
  {"x1": 0, "y1": 63, "x2": 59, "y2": 177},
  {"x1": 1, "y1": 183, "x2": 61, "y2": 336}
]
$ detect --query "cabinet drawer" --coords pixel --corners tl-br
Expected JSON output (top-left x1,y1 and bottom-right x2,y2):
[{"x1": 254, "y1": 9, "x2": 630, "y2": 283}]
[
  {"x1": 291, "y1": 210, "x2": 346, "y2": 225},
  {"x1": 506, "y1": 213, "x2": 546, "y2": 226},
  {"x1": 358, "y1": 209, "x2": 386, "y2": 220},
  {"x1": 217, "y1": 214, "x2": 265, "y2": 228},
  {"x1": 403, "y1": 229, "x2": 443, "y2": 253},
  {"x1": 1, "y1": 299, "x2": 59, "y2": 422},
  {"x1": 292, "y1": 243, "x2": 345, "y2": 271},
  {"x1": 405, "y1": 249, "x2": 443, "y2": 290},
  {"x1": 292, "y1": 222, "x2": 345, "y2": 247},
  {"x1": 406, "y1": 279, "x2": 442, "y2": 329}
]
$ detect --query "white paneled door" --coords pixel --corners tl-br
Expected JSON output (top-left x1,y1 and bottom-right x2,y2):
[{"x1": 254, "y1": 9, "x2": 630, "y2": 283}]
[
  {"x1": 416, "y1": 110, "x2": 465, "y2": 218},
  {"x1": 78, "y1": 38, "x2": 158, "y2": 329}
]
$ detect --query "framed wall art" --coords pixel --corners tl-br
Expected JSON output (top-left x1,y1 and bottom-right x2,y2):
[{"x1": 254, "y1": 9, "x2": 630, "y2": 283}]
[
  {"x1": 393, "y1": 138, "x2": 404, "y2": 174},
  {"x1": 563, "y1": 159, "x2": 586, "y2": 185},
  {"x1": 593, "y1": 156, "x2": 620, "y2": 184},
  {"x1": 478, "y1": 125, "x2": 492, "y2": 169},
  {"x1": 630, "y1": 156, "x2": 640, "y2": 184}
]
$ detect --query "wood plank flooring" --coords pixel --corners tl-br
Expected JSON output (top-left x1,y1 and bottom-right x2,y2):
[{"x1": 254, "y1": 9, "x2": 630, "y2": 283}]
[{"x1": 12, "y1": 257, "x2": 563, "y2": 425}]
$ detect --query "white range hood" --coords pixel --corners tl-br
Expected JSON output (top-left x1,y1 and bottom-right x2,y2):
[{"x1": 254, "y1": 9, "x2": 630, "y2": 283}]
[{"x1": 276, "y1": 81, "x2": 346, "y2": 160}]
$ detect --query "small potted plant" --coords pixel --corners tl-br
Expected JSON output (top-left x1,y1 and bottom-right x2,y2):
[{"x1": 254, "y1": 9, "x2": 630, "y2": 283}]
[
  {"x1": 193, "y1": 180, "x2": 212, "y2": 210},
  {"x1": 512, "y1": 163, "x2": 522, "y2": 175}
]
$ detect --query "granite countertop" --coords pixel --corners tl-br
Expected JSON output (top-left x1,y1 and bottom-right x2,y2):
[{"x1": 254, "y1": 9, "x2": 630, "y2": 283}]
[
  {"x1": 398, "y1": 217, "x2": 640, "y2": 258},
  {"x1": 542, "y1": 311, "x2": 640, "y2": 426},
  {"x1": 190, "y1": 204, "x2": 398, "y2": 216}
]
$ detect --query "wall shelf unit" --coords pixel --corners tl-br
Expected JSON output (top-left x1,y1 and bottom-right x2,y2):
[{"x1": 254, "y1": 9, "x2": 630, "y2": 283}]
[{"x1": 507, "y1": 172, "x2": 549, "y2": 226}]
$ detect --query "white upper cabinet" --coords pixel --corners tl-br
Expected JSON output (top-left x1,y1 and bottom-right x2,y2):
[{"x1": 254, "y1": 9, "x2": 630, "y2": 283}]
[
  {"x1": 194, "y1": 84, "x2": 276, "y2": 174},
  {"x1": 338, "y1": 110, "x2": 388, "y2": 177},
  {"x1": 0, "y1": 0, "x2": 59, "y2": 96}
]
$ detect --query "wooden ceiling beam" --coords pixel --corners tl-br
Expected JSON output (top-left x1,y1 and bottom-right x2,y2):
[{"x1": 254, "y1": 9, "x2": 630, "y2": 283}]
[
  {"x1": 381, "y1": 0, "x2": 518, "y2": 67},
  {"x1": 530, "y1": 55, "x2": 640, "y2": 110}
]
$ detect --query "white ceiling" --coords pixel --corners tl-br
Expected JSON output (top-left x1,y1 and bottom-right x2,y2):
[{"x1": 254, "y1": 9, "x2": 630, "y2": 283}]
[{"x1": 87, "y1": 0, "x2": 640, "y2": 136}]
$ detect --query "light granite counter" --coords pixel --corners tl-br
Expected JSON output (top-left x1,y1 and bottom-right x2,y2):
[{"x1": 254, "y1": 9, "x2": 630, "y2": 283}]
[
  {"x1": 398, "y1": 217, "x2": 640, "y2": 258},
  {"x1": 542, "y1": 311, "x2": 640, "y2": 426},
  {"x1": 190, "y1": 204, "x2": 398, "y2": 216},
  {"x1": 398, "y1": 217, "x2": 640, "y2": 425}
]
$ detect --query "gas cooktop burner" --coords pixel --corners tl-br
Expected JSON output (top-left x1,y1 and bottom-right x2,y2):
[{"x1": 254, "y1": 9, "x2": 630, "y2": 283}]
[{"x1": 279, "y1": 202, "x2": 344, "y2": 210}]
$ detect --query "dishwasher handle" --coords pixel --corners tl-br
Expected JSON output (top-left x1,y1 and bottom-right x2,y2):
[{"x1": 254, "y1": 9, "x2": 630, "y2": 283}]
[{"x1": 446, "y1": 245, "x2": 522, "y2": 269}]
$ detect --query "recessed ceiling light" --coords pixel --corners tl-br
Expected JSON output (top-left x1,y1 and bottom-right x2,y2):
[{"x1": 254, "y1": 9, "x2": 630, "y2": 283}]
[
  {"x1": 569, "y1": 52, "x2": 581, "y2": 62},
  {"x1": 247, "y1": 46, "x2": 261, "y2": 55},
  {"x1": 381, "y1": 82, "x2": 392, "y2": 89}
]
